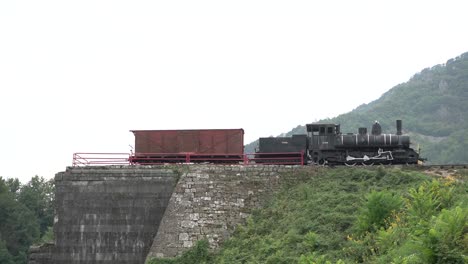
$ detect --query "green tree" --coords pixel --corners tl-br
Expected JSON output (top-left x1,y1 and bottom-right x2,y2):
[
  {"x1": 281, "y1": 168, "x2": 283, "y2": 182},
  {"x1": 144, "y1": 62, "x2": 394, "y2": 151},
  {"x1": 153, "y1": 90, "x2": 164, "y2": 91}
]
[
  {"x1": 0, "y1": 177, "x2": 40, "y2": 264},
  {"x1": 18, "y1": 176, "x2": 54, "y2": 236},
  {"x1": 0, "y1": 239, "x2": 14, "y2": 264},
  {"x1": 5, "y1": 178, "x2": 20, "y2": 197}
]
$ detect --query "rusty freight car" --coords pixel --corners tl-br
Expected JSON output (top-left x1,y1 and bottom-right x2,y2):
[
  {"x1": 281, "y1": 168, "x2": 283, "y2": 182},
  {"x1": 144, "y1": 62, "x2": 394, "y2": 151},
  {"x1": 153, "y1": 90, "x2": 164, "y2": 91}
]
[{"x1": 129, "y1": 129, "x2": 244, "y2": 164}]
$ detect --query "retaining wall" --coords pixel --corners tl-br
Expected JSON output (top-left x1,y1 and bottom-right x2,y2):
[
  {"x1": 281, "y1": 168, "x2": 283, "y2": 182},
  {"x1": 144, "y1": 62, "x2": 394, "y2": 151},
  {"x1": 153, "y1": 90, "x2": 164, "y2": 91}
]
[
  {"x1": 147, "y1": 165, "x2": 307, "y2": 259},
  {"x1": 29, "y1": 165, "x2": 311, "y2": 263},
  {"x1": 30, "y1": 166, "x2": 177, "y2": 264}
]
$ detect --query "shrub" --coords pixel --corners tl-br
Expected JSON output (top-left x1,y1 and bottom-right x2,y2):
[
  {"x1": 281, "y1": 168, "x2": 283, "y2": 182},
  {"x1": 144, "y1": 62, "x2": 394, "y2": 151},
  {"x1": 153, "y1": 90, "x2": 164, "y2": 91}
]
[
  {"x1": 355, "y1": 190, "x2": 404, "y2": 234},
  {"x1": 406, "y1": 180, "x2": 454, "y2": 224},
  {"x1": 426, "y1": 206, "x2": 467, "y2": 263}
]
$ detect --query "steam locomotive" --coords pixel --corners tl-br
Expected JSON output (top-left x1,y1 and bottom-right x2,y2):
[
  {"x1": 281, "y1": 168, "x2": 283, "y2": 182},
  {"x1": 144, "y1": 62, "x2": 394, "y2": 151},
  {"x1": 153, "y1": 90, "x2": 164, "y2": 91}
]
[{"x1": 256, "y1": 120, "x2": 421, "y2": 165}]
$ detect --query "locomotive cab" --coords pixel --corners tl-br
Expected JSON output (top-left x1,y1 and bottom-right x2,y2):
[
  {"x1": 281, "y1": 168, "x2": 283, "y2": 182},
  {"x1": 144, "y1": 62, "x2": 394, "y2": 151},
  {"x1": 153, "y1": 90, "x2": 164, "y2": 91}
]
[
  {"x1": 306, "y1": 123, "x2": 341, "y2": 164},
  {"x1": 306, "y1": 123, "x2": 340, "y2": 150}
]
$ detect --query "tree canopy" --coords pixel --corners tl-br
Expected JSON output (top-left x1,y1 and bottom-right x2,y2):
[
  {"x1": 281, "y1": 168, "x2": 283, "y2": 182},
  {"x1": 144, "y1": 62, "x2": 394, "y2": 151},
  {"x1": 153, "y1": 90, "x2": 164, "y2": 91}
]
[{"x1": 0, "y1": 176, "x2": 54, "y2": 264}]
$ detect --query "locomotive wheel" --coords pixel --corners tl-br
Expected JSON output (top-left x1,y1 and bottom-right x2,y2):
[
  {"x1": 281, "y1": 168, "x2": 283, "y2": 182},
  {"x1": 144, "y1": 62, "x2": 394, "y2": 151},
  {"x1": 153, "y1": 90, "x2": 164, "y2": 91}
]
[
  {"x1": 318, "y1": 159, "x2": 326, "y2": 166},
  {"x1": 362, "y1": 161, "x2": 374, "y2": 166},
  {"x1": 345, "y1": 162, "x2": 356, "y2": 166}
]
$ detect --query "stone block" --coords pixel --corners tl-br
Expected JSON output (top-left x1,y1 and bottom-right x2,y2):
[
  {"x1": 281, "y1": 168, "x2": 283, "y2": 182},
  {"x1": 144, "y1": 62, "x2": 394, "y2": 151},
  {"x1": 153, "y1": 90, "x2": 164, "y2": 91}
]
[
  {"x1": 183, "y1": 241, "x2": 193, "y2": 248},
  {"x1": 178, "y1": 233, "x2": 189, "y2": 241}
]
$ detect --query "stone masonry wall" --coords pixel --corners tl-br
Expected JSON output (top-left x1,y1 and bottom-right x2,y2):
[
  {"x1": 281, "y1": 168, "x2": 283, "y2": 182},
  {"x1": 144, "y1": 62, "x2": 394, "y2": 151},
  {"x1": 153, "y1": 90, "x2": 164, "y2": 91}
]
[
  {"x1": 29, "y1": 166, "x2": 178, "y2": 264},
  {"x1": 147, "y1": 165, "x2": 307, "y2": 259},
  {"x1": 29, "y1": 165, "x2": 311, "y2": 264}
]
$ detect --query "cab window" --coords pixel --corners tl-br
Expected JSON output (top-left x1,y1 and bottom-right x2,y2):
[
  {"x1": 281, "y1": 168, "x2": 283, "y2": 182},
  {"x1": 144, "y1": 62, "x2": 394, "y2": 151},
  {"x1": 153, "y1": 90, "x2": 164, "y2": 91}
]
[{"x1": 312, "y1": 126, "x2": 319, "y2": 135}]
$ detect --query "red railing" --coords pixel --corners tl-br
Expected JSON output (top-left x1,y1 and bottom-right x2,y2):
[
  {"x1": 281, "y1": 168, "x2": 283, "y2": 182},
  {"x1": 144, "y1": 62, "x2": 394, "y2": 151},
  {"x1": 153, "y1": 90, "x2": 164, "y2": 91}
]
[
  {"x1": 72, "y1": 153, "x2": 131, "y2": 166},
  {"x1": 73, "y1": 151, "x2": 305, "y2": 166}
]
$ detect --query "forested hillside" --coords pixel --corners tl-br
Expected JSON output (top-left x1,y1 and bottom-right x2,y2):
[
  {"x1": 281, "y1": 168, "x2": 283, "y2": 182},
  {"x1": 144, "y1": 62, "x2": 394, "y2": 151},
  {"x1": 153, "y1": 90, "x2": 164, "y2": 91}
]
[{"x1": 247, "y1": 52, "x2": 468, "y2": 164}]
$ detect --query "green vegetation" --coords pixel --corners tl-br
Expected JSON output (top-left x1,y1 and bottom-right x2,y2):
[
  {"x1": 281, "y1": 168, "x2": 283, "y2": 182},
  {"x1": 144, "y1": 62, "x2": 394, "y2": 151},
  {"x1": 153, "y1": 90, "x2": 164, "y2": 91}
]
[
  {"x1": 246, "y1": 51, "x2": 468, "y2": 164},
  {"x1": 147, "y1": 240, "x2": 214, "y2": 264},
  {"x1": 0, "y1": 176, "x2": 54, "y2": 264},
  {"x1": 148, "y1": 168, "x2": 467, "y2": 263}
]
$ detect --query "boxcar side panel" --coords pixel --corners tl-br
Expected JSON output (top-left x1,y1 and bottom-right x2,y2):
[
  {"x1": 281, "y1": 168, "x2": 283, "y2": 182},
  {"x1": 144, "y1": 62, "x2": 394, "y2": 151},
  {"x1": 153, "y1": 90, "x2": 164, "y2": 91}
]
[
  {"x1": 132, "y1": 129, "x2": 244, "y2": 155},
  {"x1": 178, "y1": 131, "x2": 199, "y2": 153}
]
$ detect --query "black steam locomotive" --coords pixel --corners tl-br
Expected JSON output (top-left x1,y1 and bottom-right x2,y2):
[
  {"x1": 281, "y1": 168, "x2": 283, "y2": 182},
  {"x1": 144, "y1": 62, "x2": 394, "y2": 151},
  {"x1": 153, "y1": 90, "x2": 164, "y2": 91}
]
[{"x1": 256, "y1": 120, "x2": 421, "y2": 166}]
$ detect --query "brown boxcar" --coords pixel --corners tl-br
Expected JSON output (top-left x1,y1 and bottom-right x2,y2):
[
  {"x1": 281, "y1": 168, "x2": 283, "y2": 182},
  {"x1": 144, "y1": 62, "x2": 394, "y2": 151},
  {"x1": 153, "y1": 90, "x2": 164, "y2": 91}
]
[{"x1": 130, "y1": 129, "x2": 244, "y2": 164}]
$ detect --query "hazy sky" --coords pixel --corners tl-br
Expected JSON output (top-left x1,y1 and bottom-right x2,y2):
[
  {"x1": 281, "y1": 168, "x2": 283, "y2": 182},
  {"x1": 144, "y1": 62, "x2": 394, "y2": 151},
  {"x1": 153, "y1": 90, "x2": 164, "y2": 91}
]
[{"x1": 1, "y1": 1, "x2": 467, "y2": 182}]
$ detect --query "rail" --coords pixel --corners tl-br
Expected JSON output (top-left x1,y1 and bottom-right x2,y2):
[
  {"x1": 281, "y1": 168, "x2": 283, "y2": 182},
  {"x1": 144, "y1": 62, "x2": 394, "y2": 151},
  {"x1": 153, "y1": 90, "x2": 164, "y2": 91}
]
[
  {"x1": 422, "y1": 164, "x2": 468, "y2": 169},
  {"x1": 72, "y1": 152, "x2": 305, "y2": 166}
]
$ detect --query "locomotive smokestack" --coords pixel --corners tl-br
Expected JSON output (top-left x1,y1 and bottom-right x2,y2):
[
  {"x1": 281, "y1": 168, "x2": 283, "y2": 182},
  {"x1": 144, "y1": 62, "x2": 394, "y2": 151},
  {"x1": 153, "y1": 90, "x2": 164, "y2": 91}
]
[{"x1": 396, "y1": 120, "x2": 402, "y2": 135}]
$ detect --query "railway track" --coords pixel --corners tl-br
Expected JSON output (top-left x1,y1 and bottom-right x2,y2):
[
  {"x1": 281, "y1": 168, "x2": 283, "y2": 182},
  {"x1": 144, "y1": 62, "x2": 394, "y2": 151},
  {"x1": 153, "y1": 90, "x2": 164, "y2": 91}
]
[
  {"x1": 420, "y1": 164, "x2": 468, "y2": 169},
  {"x1": 325, "y1": 163, "x2": 468, "y2": 169}
]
